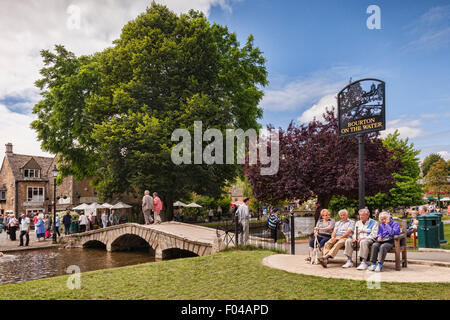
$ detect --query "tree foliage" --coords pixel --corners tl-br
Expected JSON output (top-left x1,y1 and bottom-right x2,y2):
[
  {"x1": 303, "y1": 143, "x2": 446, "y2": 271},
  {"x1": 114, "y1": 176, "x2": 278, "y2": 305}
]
[
  {"x1": 245, "y1": 109, "x2": 402, "y2": 208},
  {"x1": 421, "y1": 153, "x2": 444, "y2": 177},
  {"x1": 32, "y1": 4, "x2": 268, "y2": 220},
  {"x1": 424, "y1": 159, "x2": 450, "y2": 206}
]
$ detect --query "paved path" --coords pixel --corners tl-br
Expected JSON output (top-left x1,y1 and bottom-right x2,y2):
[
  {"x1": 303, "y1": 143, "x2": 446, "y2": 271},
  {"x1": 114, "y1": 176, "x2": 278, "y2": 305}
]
[
  {"x1": 141, "y1": 222, "x2": 221, "y2": 244},
  {"x1": 262, "y1": 254, "x2": 450, "y2": 283},
  {"x1": 0, "y1": 230, "x2": 60, "y2": 252}
]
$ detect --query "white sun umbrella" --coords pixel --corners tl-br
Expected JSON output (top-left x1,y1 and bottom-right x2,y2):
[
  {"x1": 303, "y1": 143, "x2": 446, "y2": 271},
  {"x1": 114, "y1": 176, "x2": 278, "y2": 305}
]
[
  {"x1": 173, "y1": 201, "x2": 187, "y2": 207},
  {"x1": 111, "y1": 202, "x2": 132, "y2": 209},
  {"x1": 186, "y1": 203, "x2": 202, "y2": 208},
  {"x1": 102, "y1": 203, "x2": 114, "y2": 209},
  {"x1": 86, "y1": 202, "x2": 108, "y2": 216},
  {"x1": 73, "y1": 203, "x2": 89, "y2": 210}
]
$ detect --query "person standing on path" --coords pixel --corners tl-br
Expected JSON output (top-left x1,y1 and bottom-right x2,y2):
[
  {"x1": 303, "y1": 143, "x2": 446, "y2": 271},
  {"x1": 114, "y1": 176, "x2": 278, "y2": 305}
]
[
  {"x1": 217, "y1": 206, "x2": 222, "y2": 222},
  {"x1": 19, "y1": 213, "x2": 30, "y2": 247},
  {"x1": 8, "y1": 214, "x2": 19, "y2": 241},
  {"x1": 62, "y1": 210, "x2": 72, "y2": 235},
  {"x1": 267, "y1": 208, "x2": 281, "y2": 243},
  {"x1": 35, "y1": 215, "x2": 45, "y2": 241},
  {"x1": 101, "y1": 210, "x2": 109, "y2": 228},
  {"x1": 142, "y1": 190, "x2": 154, "y2": 225},
  {"x1": 236, "y1": 198, "x2": 251, "y2": 245},
  {"x1": 208, "y1": 208, "x2": 214, "y2": 223},
  {"x1": 153, "y1": 192, "x2": 163, "y2": 224},
  {"x1": 78, "y1": 211, "x2": 89, "y2": 233},
  {"x1": 54, "y1": 213, "x2": 61, "y2": 238}
]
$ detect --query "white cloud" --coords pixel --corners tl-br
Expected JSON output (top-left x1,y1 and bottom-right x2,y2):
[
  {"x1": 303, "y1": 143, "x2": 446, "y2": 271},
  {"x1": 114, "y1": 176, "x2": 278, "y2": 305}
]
[
  {"x1": 297, "y1": 94, "x2": 337, "y2": 123},
  {"x1": 261, "y1": 78, "x2": 340, "y2": 112},
  {"x1": 437, "y1": 151, "x2": 450, "y2": 160},
  {"x1": 380, "y1": 119, "x2": 423, "y2": 139}
]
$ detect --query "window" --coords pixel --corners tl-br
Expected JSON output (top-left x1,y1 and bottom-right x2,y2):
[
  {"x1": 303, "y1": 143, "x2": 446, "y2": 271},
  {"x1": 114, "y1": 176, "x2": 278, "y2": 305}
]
[
  {"x1": 27, "y1": 187, "x2": 44, "y2": 202},
  {"x1": 0, "y1": 190, "x2": 5, "y2": 201},
  {"x1": 24, "y1": 169, "x2": 40, "y2": 179},
  {"x1": 26, "y1": 209, "x2": 44, "y2": 216}
]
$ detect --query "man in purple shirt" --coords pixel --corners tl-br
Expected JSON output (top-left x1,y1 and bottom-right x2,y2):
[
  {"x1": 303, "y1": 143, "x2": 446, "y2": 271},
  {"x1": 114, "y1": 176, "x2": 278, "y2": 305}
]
[{"x1": 368, "y1": 211, "x2": 401, "y2": 272}]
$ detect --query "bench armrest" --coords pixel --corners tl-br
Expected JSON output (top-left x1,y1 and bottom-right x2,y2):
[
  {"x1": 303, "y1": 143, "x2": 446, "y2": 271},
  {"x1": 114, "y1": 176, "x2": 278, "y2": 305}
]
[{"x1": 394, "y1": 233, "x2": 406, "y2": 240}]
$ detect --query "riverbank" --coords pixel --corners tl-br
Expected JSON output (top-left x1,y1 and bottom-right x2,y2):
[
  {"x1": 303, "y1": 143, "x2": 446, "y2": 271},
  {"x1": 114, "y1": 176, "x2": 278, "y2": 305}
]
[{"x1": 0, "y1": 247, "x2": 448, "y2": 299}]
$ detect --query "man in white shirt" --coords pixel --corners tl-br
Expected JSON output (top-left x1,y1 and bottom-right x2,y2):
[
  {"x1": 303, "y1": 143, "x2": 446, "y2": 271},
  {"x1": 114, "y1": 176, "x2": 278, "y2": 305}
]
[
  {"x1": 236, "y1": 198, "x2": 251, "y2": 245},
  {"x1": 342, "y1": 208, "x2": 378, "y2": 269},
  {"x1": 78, "y1": 212, "x2": 89, "y2": 233},
  {"x1": 19, "y1": 213, "x2": 31, "y2": 247}
]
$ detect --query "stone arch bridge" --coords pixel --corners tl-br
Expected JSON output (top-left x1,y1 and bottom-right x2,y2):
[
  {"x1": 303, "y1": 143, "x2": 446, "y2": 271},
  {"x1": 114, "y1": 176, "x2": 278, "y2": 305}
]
[{"x1": 62, "y1": 222, "x2": 228, "y2": 260}]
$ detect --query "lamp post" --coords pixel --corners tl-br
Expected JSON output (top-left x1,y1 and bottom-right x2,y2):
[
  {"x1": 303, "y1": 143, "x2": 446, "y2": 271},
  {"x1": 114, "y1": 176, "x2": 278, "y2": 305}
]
[{"x1": 51, "y1": 166, "x2": 58, "y2": 244}]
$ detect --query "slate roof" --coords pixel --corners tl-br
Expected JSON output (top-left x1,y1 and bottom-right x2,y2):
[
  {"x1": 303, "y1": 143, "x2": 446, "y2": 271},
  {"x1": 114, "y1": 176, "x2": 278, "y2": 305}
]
[{"x1": 6, "y1": 153, "x2": 55, "y2": 181}]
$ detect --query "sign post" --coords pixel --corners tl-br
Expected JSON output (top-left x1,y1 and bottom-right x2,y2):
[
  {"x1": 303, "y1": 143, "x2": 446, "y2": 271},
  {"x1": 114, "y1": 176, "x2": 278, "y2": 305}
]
[{"x1": 338, "y1": 79, "x2": 385, "y2": 209}]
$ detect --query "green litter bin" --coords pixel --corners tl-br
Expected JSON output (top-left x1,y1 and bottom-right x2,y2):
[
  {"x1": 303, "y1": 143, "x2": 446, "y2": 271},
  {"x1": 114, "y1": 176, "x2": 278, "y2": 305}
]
[
  {"x1": 70, "y1": 221, "x2": 79, "y2": 234},
  {"x1": 433, "y1": 212, "x2": 447, "y2": 244},
  {"x1": 417, "y1": 214, "x2": 440, "y2": 248}
]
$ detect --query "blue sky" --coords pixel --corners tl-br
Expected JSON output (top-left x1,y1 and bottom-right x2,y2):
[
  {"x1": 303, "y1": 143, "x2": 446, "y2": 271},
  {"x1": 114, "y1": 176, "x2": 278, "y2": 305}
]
[
  {"x1": 208, "y1": 0, "x2": 450, "y2": 159},
  {"x1": 0, "y1": 0, "x2": 449, "y2": 161}
]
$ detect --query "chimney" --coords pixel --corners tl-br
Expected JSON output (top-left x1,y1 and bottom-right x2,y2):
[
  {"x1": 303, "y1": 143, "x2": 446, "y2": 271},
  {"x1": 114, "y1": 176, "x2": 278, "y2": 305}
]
[{"x1": 5, "y1": 143, "x2": 13, "y2": 155}]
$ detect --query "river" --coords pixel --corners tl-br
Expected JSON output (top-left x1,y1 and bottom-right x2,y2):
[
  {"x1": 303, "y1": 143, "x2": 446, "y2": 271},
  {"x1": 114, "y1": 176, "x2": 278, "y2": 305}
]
[{"x1": 0, "y1": 248, "x2": 155, "y2": 285}]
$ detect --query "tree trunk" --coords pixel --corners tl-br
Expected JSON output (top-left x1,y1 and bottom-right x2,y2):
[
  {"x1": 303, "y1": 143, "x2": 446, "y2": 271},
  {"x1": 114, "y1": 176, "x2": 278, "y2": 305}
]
[
  {"x1": 162, "y1": 194, "x2": 174, "y2": 222},
  {"x1": 317, "y1": 194, "x2": 332, "y2": 209}
]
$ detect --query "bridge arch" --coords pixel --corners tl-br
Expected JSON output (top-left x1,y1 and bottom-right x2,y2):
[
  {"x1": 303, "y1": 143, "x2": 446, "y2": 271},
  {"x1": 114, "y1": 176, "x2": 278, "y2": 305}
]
[{"x1": 83, "y1": 240, "x2": 106, "y2": 249}]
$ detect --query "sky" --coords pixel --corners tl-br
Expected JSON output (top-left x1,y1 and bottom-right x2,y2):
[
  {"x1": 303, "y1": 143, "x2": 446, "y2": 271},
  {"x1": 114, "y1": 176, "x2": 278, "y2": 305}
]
[{"x1": 0, "y1": 0, "x2": 449, "y2": 165}]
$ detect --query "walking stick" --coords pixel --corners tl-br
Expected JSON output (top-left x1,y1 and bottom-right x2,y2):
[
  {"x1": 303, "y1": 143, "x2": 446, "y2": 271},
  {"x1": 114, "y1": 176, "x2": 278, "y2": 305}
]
[{"x1": 355, "y1": 226, "x2": 359, "y2": 264}]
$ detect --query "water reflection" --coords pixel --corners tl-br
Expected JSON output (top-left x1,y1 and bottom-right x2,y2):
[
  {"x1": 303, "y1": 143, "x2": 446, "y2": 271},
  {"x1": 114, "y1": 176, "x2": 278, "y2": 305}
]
[{"x1": 0, "y1": 248, "x2": 155, "y2": 285}]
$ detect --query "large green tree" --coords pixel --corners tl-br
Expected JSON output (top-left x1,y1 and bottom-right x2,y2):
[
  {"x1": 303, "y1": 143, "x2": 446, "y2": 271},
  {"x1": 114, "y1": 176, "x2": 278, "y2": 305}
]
[
  {"x1": 366, "y1": 130, "x2": 423, "y2": 209},
  {"x1": 32, "y1": 4, "x2": 267, "y2": 220}
]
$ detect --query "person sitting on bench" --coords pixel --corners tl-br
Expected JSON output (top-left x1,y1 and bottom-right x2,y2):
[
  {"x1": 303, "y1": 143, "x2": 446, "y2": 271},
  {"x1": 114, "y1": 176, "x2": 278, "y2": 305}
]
[
  {"x1": 319, "y1": 209, "x2": 354, "y2": 268},
  {"x1": 342, "y1": 208, "x2": 378, "y2": 269},
  {"x1": 368, "y1": 211, "x2": 401, "y2": 273}
]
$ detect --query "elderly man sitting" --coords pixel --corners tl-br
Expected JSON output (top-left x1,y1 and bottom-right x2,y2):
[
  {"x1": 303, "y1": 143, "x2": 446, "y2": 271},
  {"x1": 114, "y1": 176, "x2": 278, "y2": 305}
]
[
  {"x1": 342, "y1": 208, "x2": 378, "y2": 269},
  {"x1": 368, "y1": 211, "x2": 401, "y2": 272},
  {"x1": 319, "y1": 209, "x2": 354, "y2": 268}
]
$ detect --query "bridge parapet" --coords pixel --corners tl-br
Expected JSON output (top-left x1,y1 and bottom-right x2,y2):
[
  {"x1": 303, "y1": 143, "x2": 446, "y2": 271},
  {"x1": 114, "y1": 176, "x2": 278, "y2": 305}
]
[{"x1": 60, "y1": 222, "x2": 226, "y2": 259}]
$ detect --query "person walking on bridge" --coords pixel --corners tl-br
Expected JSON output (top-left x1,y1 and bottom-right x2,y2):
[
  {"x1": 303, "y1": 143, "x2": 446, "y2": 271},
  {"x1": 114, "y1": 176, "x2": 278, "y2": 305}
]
[
  {"x1": 153, "y1": 192, "x2": 163, "y2": 224},
  {"x1": 101, "y1": 210, "x2": 109, "y2": 228},
  {"x1": 142, "y1": 190, "x2": 154, "y2": 225}
]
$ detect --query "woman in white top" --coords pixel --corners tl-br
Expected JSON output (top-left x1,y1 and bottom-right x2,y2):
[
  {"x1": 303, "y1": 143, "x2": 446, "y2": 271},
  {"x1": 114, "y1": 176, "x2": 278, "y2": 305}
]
[{"x1": 78, "y1": 212, "x2": 89, "y2": 233}]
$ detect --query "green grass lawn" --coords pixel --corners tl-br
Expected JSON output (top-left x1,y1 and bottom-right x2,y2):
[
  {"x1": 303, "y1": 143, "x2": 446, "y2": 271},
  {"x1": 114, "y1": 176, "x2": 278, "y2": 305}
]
[{"x1": 0, "y1": 247, "x2": 448, "y2": 300}]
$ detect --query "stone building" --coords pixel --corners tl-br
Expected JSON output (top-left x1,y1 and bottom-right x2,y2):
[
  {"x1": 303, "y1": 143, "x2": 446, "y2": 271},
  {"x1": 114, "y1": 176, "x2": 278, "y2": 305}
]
[{"x1": 0, "y1": 143, "x2": 98, "y2": 216}]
